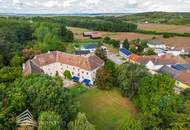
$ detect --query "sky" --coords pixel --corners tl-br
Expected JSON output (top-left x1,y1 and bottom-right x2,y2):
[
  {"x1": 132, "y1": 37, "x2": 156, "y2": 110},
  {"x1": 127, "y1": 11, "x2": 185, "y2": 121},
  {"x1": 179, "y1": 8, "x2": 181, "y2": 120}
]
[{"x1": 0, "y1": 0, "x2": 190, "y2": 14}]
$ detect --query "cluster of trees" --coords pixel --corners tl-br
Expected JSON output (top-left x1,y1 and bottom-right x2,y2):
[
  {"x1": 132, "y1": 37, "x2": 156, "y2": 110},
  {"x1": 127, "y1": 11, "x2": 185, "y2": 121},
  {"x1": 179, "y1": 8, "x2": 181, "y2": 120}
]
[
  {"x1": 103, "y1": 37, "x2": 130, "y2": 49},
  {"x1": 33, "y1": 22, "x2": 74, "y2": 52},
  {"x1": 61, "y1": 17, "x2": 137, "y2": 32},
  {"x1": 0, "y1": 74, "x2": 77, "y2": 129},
  {"x1": 0, "y1": 17, "x2": 74, "y2": 68},
  {"x1": 95, "y1": 63, "x2": 190, "y2": 129}
]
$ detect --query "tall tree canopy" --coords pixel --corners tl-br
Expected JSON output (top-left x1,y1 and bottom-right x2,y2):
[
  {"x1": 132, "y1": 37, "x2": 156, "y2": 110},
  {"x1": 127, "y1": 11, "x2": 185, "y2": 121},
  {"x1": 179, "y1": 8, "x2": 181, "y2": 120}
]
[
  {"x1": 38, "y1": 111, "x2": 62, "y2": 130},
  {"x1": 117, "y1": 64, "x2": 148, "y2": 98},
  {"x1": 68, "y1": 112, "x2": 95, "y2": 130},
  {"x1": 0, "y1": 74, "x2": 77, "y2": 130},
  {"x1": 136, "y1": 74, "x2": 183, "y2": 129}
]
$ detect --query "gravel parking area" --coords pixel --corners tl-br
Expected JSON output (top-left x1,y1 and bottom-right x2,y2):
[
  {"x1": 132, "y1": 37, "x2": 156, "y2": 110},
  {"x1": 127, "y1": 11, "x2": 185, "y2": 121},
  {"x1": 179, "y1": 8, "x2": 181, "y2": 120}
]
[
  {"x1": 107, "y1": 52, "x2": 123, "y2": 65},
  {"x1": 63, "y1": 79, "x2": 77, "y2": 88}
]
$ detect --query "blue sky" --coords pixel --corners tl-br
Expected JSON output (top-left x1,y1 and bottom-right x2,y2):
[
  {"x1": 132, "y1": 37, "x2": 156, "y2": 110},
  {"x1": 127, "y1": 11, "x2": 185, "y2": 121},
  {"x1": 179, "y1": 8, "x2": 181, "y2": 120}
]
[{"x1": 0, "y1": 0, "x2": 190, "y2": 14}]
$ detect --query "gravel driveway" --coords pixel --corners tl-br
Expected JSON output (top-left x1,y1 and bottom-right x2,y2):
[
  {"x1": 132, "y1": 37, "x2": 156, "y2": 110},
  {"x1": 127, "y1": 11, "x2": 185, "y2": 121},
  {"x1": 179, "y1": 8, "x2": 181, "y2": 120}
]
[{"x1": 107, "y1": 52, "x2": 123, "y2": 65}]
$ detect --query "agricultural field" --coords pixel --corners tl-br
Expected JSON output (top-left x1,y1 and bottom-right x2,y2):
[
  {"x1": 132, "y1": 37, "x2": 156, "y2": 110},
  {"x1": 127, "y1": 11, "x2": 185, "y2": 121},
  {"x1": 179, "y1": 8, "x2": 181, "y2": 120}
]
[
  {"x1": 138, "y1": 23, "x2": 190, "y2": 33},
  {"x1": 69, "y1": 26, "x2": 190, "y2": 50},
  {"x1": 76, "y1": 88, "x2": 138, "y2": 130}
]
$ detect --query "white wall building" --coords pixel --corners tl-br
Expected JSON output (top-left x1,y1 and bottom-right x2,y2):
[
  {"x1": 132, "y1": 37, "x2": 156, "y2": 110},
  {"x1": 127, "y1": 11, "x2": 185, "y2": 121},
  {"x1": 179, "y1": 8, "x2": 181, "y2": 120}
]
[
  {"x1": 147, "y1": 40, "x2": 166, "y2": 49},
  {"x1": 23, "y1": 51, "x2": 104, "y2": 85}
]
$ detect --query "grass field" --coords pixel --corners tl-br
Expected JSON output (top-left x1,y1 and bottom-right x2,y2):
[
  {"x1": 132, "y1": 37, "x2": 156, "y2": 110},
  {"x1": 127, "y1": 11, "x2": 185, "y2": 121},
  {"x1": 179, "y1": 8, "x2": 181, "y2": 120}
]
[
  {"x1": 76, "y1": 88, "x2": 138, "y2": 130},
  {"x1": 138, "y1": 23, "x2": 190, "y2": 33}
]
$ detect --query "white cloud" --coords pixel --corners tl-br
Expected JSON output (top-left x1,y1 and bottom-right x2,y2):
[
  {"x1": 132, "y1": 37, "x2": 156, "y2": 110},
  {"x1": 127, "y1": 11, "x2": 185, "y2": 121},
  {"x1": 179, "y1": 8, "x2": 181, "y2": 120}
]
[{"x1": 0, "y1": 0, "x2": 190, "y2": 13}]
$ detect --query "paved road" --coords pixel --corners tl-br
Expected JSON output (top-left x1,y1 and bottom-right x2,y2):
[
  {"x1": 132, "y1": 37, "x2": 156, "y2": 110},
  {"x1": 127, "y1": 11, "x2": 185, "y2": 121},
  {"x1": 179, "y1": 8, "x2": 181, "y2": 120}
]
[{"x1": 107, "y1": 52, "x2": 123, "y2": 65}]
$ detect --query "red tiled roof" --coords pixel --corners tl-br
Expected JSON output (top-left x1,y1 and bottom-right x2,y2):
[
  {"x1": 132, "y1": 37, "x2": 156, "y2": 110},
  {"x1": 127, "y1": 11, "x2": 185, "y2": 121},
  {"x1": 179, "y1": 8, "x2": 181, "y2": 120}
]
[
  {"x1": 129, "y1": 54, "x2": 140, "y2": 62},
  {"x1": 174, "y1": 71, "x2": 190, "y2": 85},
  {"x1": 137, "y1": 54, "x2": 188, "y2": 65},
  {"x1": 23, "y1": 51, "x2": 104, "y2": 75}
]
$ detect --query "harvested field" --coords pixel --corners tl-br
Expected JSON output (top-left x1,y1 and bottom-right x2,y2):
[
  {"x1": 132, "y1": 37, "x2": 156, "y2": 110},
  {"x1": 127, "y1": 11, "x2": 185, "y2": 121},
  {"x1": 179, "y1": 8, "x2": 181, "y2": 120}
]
[
  {"x1": 100, "y1": 32, "x2": 157, "y2": 41},
  {"x1": 158, "y1": 37, "x2": 190, "y2": 50},
  {"x1": 69, "y1": 27, "x2": 190, "y2": 50},
  {"x1": 138, "y1": 23, "x2": 190, "y2": 33}
]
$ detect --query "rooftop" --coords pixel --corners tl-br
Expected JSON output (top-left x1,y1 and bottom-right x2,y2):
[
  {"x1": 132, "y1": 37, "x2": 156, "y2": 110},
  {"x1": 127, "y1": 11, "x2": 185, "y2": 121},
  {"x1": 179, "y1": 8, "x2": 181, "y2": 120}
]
[
  {"x1": 174, "y1": 71, "x2": 190, "y2": 86},
  {"x1": 158, "y1": 65, "x2": 181, "y2": 77},
  {"x1": 129, "y1": 54, "x2": 139, "y2": 62},
  {"x1": 137, "y1": 54, "x2": 188, "y2": 65},
  {"x1": 119, "y1": 48, "x2": 132, "y2": 56}
]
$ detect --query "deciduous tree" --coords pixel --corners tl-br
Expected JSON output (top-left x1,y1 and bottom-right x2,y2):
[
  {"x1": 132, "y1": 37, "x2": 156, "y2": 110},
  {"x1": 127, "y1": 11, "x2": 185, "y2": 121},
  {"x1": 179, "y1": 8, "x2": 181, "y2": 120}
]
[{"x1": 68, "y1": 112, "x2": 95, "y2": 130}]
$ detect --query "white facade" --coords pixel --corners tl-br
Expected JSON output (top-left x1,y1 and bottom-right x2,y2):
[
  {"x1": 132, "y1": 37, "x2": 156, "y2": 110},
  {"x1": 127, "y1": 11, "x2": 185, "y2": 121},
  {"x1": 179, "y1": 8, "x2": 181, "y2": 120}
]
[
  {"x1": 41, "y1": 62, "x2": 102, "y2": 85},
  {"x1": 147, "y1": 43, "x2": 166, "y2": 49},
  {"x1": 145, "y1": 61, "x2": 163, "y2": 71}
]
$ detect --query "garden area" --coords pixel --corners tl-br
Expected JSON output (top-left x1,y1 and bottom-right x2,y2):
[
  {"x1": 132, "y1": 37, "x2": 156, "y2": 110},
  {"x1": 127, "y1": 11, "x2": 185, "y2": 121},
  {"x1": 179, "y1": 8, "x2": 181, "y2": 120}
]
[{"x1": 76, "y1": 88, "x2": 138, "y2": 130}]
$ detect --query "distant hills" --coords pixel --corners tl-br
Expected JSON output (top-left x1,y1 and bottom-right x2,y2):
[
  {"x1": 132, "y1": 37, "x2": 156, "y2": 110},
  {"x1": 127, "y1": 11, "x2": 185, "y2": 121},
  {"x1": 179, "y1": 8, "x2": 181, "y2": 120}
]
[{"x1": 0, "y1": 13, "x2": 132, "y2": 17}]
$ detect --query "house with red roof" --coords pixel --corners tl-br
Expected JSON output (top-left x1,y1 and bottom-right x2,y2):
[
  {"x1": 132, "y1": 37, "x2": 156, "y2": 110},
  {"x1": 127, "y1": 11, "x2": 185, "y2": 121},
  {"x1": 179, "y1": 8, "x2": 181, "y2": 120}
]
[{"x1": 23, "y1": 51, "x2": 104, "y2": 85}]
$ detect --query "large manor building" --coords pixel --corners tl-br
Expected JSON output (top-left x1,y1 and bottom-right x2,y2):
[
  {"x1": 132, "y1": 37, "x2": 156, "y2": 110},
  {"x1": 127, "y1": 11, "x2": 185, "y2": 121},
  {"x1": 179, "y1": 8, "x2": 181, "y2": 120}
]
[{"x1": 23, "y1": 51, "x2": 104, "y2": 85}]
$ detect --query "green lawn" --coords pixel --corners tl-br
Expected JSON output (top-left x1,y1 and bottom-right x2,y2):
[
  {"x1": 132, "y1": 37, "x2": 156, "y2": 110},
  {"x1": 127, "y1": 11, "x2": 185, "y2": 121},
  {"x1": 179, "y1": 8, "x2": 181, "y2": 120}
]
[{"x1": 76, "y1": 88, "x2": 138, "y2": 130}]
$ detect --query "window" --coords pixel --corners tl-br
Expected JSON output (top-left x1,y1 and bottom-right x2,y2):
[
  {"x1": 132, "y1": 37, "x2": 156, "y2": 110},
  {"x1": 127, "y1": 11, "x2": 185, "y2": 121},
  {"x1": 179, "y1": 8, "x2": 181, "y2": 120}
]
[
  {"x1": 86, "y1": 72, "x2": 89, "y2": 75},
  {"x1": 82, "y1": 71, "x2": 84, "y2": 74},
  {"x1": 72, "y1": 72, "x2": 74, "y2": 75}
]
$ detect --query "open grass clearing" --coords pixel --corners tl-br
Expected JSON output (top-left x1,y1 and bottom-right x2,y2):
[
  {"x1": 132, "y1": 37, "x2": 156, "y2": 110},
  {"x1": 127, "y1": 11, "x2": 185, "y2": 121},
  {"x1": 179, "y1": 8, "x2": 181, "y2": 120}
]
[{"x1": 76, "y1": 88, "x2": 138, "y2": 130}]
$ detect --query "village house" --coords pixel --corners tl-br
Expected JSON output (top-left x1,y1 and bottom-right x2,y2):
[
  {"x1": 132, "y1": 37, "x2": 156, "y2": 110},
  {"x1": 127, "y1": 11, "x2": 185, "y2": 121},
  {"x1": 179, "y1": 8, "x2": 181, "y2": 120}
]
[
  {"x1": 174, "y1": 71, "x2": 190, "y2": 93},
  {"x1": 147, "y1": 40, "x2": 166, "y2": 49},
  {"x1": 137, "y1": 54, "x2": 188, "y2": 74},
  {"x1": 23, "y1": 51, "x2": 104, "y2": 85},
  {"x1": 128, "y1": 54, "x2": 139, "y2": 63},
  {"x1": 119, "y1": 48, "x2": 132, "y2": 59},
  {"x1": 81, "y1": 44, "x2": 97, "y2": 53}
]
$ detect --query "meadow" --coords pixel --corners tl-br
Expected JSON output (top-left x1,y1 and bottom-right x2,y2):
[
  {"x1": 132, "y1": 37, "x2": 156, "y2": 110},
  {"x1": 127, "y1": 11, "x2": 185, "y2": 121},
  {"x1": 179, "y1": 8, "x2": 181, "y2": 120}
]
[{"x1": 76, "y1": 88, "x2": 138, "y2": 130}]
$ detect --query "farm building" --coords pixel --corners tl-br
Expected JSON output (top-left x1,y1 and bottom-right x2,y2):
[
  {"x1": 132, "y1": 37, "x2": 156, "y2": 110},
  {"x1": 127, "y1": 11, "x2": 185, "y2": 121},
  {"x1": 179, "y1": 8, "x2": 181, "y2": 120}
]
[
  {"x1": 90, "y1": 33, "x2": 102, "y2": 39},
  {"x1": 23, "y1": 51, "x2": 104, "y2": 85},
  {"x1": 83, "y1": 32, "x2": 102, "y2": 39},
  {"x1": 83, "y1": 32, "x2": 93, "y2": 37}
]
